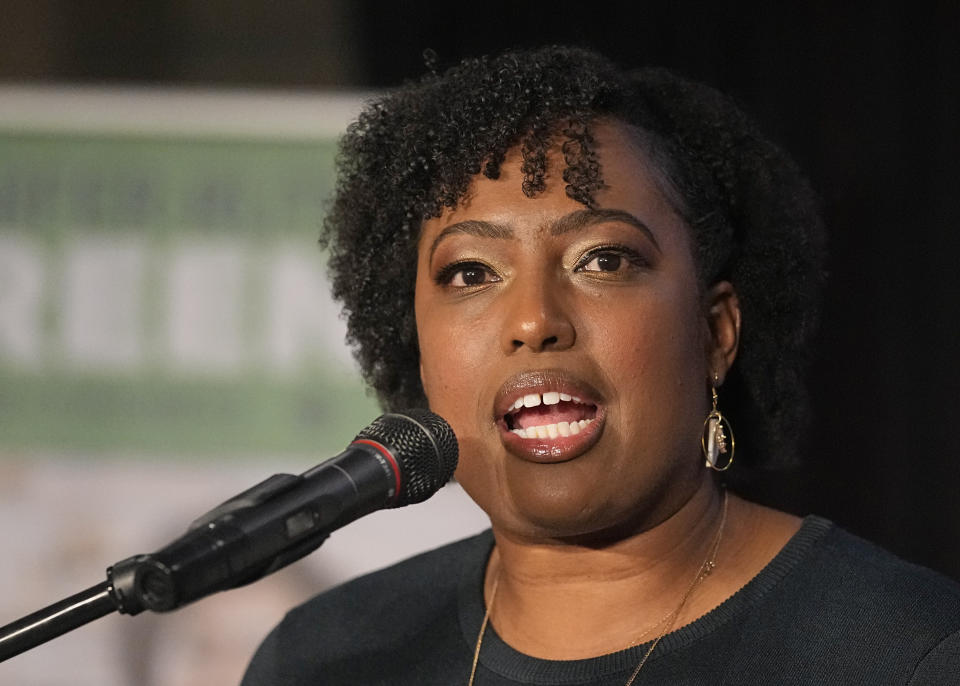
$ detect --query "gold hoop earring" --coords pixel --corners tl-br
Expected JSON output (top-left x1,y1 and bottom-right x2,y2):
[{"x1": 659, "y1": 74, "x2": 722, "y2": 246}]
[{"x1": 701, "y1": 383, "x2": 734, "y2": 471}]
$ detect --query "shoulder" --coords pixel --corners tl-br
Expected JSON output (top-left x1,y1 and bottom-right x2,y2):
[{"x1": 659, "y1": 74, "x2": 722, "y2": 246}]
[
  {"x1": 241, "y1": 529, "x2": 493, "y2": 686},
  {"x1": 723, "y1": 516, "x2": 960, "y2": 683},
  {"x1": 288, "y1": 527, "x2": 491, "y2": 630},
  {"x1": 810, "y1": 519, "x2": 960, "y2": 623}
]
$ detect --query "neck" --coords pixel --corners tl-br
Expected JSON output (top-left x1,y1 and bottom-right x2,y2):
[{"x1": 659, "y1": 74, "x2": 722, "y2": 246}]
[{"x1": 485, "y1": 481, "x2": 728, "y2": 660}]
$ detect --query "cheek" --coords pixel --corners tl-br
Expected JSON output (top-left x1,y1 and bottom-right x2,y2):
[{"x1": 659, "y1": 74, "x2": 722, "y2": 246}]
[
  {"x1": 598, "y1": 294, "x2": 708, "y2": 437},
  {"x1": 416, "y1": 313, "x2": 489, "y2": 425},
  {"x1": 417, "y1": 319, "x2": 502, "y2": 513},
  {"x1": 594, "y1": 290, "x2": 703, "y2": 370},
  {"x1": 415, "y1": 297, "x2": 506, "y2": 508}
]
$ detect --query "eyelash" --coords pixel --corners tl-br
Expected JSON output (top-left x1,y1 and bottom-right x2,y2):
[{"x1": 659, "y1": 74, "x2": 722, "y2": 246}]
[
  {"x1": 434, "y1": 244, "x2": 648, "y2": 289},
  {"x1": 574, "y1": 244, "x2": 648, "y2": 272},
  {"x1": 434, "y1": 261, "x2": 500, "y2": 288}
]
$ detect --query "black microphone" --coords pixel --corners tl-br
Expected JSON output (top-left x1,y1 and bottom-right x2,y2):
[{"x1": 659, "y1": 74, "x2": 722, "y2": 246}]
[{"x1": 107, "y1": 409, "x2": 458, "y2": 615}]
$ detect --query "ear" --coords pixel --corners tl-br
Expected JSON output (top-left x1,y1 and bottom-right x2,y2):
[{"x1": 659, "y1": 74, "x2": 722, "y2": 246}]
[{"x1": 703, "y1": 281, "x2": 741, "y2": 385}]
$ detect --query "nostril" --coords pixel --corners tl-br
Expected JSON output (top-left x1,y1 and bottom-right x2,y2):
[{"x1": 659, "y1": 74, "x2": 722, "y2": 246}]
[
  {"x1": 512, "y1": 335, "x2": 560, "y2": 352},
  {"x1": 504, "y1": 309, "x2": 575, "y2": 353}
]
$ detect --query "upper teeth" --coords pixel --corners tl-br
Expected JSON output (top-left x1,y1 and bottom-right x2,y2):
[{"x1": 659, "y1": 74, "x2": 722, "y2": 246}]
[{"x1": 512, "y1": 392, "x2": 582, "y2": 411}]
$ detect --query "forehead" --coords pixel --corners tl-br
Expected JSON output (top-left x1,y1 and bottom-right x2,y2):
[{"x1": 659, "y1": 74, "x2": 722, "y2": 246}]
[{"x1": 420, "y1": 120, "x2": 691, "y2": 248}]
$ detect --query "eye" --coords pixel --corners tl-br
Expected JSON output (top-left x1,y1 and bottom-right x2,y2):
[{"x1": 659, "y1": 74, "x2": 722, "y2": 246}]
[
  {"x1": 581, "y1": 252, "x2": 623, "y2": 272},
  {"x1": 436, "y1": 261, "x2": 501, "y2": 288},
  {"x1": 575, "y1": 246, "x2": 646, "y2": 274}
]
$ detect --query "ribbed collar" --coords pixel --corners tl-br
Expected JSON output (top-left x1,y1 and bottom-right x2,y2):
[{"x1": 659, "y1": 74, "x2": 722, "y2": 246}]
[{"x1": 457, "y1": 515, "x2": 834, "y2": 685}]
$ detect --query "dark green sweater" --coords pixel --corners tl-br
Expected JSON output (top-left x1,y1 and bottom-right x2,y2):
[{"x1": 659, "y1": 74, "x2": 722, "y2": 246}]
[{"x1": 242, "y1": 517, "x2": 960, "y2": 684}]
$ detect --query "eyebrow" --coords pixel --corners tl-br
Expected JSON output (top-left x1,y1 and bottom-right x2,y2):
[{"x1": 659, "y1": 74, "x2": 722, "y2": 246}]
[
  {"x1": 427, "y1": 208, "x2": 660, "y2": 263},
  {"x1": 427, "y1": 219, "x2": 512, "y2": 263},
  {"x1": 552, "y1": 209, "x2": 660, "y2": 249}
]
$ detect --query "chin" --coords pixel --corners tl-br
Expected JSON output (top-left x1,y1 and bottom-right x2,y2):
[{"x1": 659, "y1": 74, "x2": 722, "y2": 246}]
[
  {"x1": 509, "y1": 506, "x2": 651, "y2": 546},
  {"x1": 498, "y1": 477, "x2": 647, "y2": 543},
  {"x1": 490, "y1": 457, "x2": 706, "y2": 544}
]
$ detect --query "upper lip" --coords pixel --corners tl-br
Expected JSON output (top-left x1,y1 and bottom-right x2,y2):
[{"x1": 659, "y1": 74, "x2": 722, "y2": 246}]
[{"x1": 493, "y1": 368, "x2": 604, "y2": 421}]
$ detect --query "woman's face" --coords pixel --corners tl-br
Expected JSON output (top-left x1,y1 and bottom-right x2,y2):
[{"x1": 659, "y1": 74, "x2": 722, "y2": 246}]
[{"x1": 415, "y1": 120, "x2": 738, "y2": 541}]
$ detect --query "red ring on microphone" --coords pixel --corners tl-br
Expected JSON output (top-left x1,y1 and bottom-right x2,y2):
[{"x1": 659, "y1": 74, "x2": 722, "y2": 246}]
[{"x1": 351, "y1": 439, "x2": 402, "y2": 503}]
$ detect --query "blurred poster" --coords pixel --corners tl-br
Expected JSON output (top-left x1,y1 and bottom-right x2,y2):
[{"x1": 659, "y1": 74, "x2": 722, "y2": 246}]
[{"x1": 0, "y1": 87, "x2": 488, "y2": 685}]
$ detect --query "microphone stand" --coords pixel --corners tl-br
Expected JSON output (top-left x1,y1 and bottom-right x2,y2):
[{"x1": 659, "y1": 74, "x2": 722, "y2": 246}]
[
  {"x1": 0, "y1": 470, "x2": 331, "y2": 663},
  {"x1": 0, "y1": 583, "x2": 117, "y2": 662},
  {"x1": 0, "y1": 410, "x2": 455, "y2": 663}
]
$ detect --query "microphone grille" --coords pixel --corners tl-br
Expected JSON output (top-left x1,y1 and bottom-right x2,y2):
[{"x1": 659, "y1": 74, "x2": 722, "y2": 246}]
[{"x1": 354, "y1": 409, "x2": 459, "y2": 506}]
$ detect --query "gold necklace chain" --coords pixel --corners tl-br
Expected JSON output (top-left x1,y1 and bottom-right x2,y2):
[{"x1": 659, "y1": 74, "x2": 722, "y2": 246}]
[
  {"x1": 622, "y1": 492, "x2": 728, "y2": 685},
  {"x1": 467, "y1": 492, "x2": 729, "y2": 686}
]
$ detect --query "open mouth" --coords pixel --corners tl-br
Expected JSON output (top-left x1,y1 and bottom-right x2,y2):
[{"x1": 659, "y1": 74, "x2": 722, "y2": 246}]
[{"x1": 503, "y1": 391, "x2": 599, "y2": 440}]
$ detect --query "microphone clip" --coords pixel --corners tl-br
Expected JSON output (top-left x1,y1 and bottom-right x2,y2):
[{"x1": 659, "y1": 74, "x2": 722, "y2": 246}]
[{"x1": 108, "y1": 472, "x2": 329, "y2": 615}]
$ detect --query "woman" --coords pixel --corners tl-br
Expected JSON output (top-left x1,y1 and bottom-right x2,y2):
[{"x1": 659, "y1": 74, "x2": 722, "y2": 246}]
[{"x1": 242, "y1": 46, "x2": 960, "y2": 684}]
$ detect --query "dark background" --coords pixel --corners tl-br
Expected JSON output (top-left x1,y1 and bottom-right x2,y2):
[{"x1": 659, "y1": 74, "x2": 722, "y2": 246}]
[{"x1": 3, "y1": 1, "x2": 959, "y2": 579}]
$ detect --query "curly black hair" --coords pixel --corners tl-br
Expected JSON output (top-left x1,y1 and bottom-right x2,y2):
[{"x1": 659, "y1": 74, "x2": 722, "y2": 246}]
[{"x1": 321, "y1": 45, "x2": 826, "y2": 470}]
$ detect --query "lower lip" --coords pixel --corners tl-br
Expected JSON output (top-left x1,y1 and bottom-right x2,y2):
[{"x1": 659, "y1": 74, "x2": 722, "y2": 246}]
[{"x1": 498, "y1": 409, "x2": 605, "y2": 463}]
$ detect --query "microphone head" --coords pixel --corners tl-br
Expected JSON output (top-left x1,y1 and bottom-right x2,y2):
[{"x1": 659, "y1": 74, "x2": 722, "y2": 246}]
[{"x1": 354, "y1": 410, "x2": 459, "y2": 506}]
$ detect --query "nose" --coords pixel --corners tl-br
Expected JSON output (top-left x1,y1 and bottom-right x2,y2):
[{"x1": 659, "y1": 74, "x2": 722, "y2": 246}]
[{"x1": 499, "y1": 274, "x2": 576, "y2": 354}]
